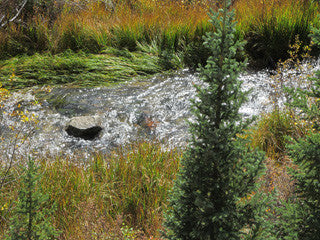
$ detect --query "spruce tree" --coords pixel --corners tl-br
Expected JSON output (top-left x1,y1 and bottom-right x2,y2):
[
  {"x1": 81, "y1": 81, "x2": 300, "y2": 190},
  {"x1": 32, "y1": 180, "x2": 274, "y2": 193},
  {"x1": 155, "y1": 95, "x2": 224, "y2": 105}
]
[
  {"x1": 285, "y1": 28, "x2": 320, "y2": 239},
  {"x1": 6, "y1": 157, "x2": 60, "y2": 240},
  {"x1": 164, "y1": 1, "x2": 264, "y2": 239},
  {"x1": 287, "y1": 133, "x2": 320, "y2": 239}
]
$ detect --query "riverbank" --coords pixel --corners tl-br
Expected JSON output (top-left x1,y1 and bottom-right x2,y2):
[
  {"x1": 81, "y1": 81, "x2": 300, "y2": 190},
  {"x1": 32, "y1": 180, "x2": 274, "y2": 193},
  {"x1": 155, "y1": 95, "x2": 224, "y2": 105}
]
[{"x1": 0, "y1": 0, "x2": 319, "y2": 71}]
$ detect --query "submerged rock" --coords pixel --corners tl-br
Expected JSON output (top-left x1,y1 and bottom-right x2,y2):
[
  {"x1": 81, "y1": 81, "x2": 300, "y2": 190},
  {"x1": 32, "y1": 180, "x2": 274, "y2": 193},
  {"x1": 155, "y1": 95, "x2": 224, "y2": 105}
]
[{"x1": 65, "y1": 116, "x2": 102, "y2": 140}]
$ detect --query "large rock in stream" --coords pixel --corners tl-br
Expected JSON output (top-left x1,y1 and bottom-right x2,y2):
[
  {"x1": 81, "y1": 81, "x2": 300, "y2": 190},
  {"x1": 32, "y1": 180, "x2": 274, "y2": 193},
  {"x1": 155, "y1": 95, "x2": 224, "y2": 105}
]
[{"x1": 65, "y1": 116, "x2": 103, "y2": 140}]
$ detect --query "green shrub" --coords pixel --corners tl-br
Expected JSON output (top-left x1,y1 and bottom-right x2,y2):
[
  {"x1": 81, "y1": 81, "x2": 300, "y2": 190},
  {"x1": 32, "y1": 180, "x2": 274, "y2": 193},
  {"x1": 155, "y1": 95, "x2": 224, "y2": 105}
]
[
  {"x1": 284, "y1": 30, "x2": 320, "y2": 238},
  {"x1": 287, "y1": 132, "x2": 320, "y2": 239},
  {"x1": 286, "y1": 74, "x2": 320, "y2": 132}
]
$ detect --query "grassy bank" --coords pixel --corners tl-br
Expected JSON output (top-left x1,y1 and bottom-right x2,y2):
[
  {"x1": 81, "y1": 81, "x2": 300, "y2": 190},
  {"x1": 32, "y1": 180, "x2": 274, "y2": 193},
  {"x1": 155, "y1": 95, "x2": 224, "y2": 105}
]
[{"x1": 0, "y1": 0, "x2": 318, "y2": 70}]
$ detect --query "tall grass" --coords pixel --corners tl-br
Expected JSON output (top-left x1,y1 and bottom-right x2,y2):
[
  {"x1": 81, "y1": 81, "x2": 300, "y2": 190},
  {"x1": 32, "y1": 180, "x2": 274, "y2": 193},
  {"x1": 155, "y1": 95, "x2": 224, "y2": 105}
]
[
  {"x1": 0, "y1": 15, "x2": 50, "y2": 59},
  {"x1": 236, "y1": 0, "x2": 319, "y2": 68},
  {"x1": 1, "y1": 0, "x2": 317, "y2": 68},
  {"x1": 0, "y1": 141, "x2": 181, "y2": 239},
  {"x1": 250, "y1": 109, "x2": 307, "y2": 161},
  {"x1": 0, "y1": 0, "x2": 211, "y2": 57}
]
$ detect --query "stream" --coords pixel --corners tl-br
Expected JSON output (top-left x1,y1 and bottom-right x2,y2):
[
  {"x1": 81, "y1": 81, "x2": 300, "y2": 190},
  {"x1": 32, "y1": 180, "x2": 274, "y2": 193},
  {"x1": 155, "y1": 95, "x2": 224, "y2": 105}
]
[{"x1": 1, "y1": 62, "x2": 318, "y2": 158}]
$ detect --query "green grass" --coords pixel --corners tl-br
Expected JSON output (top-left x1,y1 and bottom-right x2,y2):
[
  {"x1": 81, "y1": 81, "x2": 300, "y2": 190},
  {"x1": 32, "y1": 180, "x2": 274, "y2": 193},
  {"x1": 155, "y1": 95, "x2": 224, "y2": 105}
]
[{"x1": 0, "y1": 48, "x2": 162, "y2": 90}]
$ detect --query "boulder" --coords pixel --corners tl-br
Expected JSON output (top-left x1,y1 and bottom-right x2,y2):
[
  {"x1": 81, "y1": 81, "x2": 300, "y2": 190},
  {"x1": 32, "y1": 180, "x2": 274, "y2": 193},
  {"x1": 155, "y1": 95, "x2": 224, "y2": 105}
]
[{"x1": 65, "y1": 116, "x2": 102, "y2": 140}]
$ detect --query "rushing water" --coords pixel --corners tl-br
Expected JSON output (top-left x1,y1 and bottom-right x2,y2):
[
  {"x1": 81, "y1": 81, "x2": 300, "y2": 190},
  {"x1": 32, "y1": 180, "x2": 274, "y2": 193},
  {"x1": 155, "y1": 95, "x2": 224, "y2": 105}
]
[{"x1": 1, "y1": 61, "x2": 318, "y2": 157}]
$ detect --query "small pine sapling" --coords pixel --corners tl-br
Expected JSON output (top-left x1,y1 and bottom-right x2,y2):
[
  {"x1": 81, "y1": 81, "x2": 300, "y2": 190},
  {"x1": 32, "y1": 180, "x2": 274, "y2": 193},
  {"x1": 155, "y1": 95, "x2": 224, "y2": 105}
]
[
  {"x1": 6, "y1": 157, "x2": 60, "y2": 240},
  {"x1": 164, "y1": 1, "x2": 264, "y2": 239}
]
